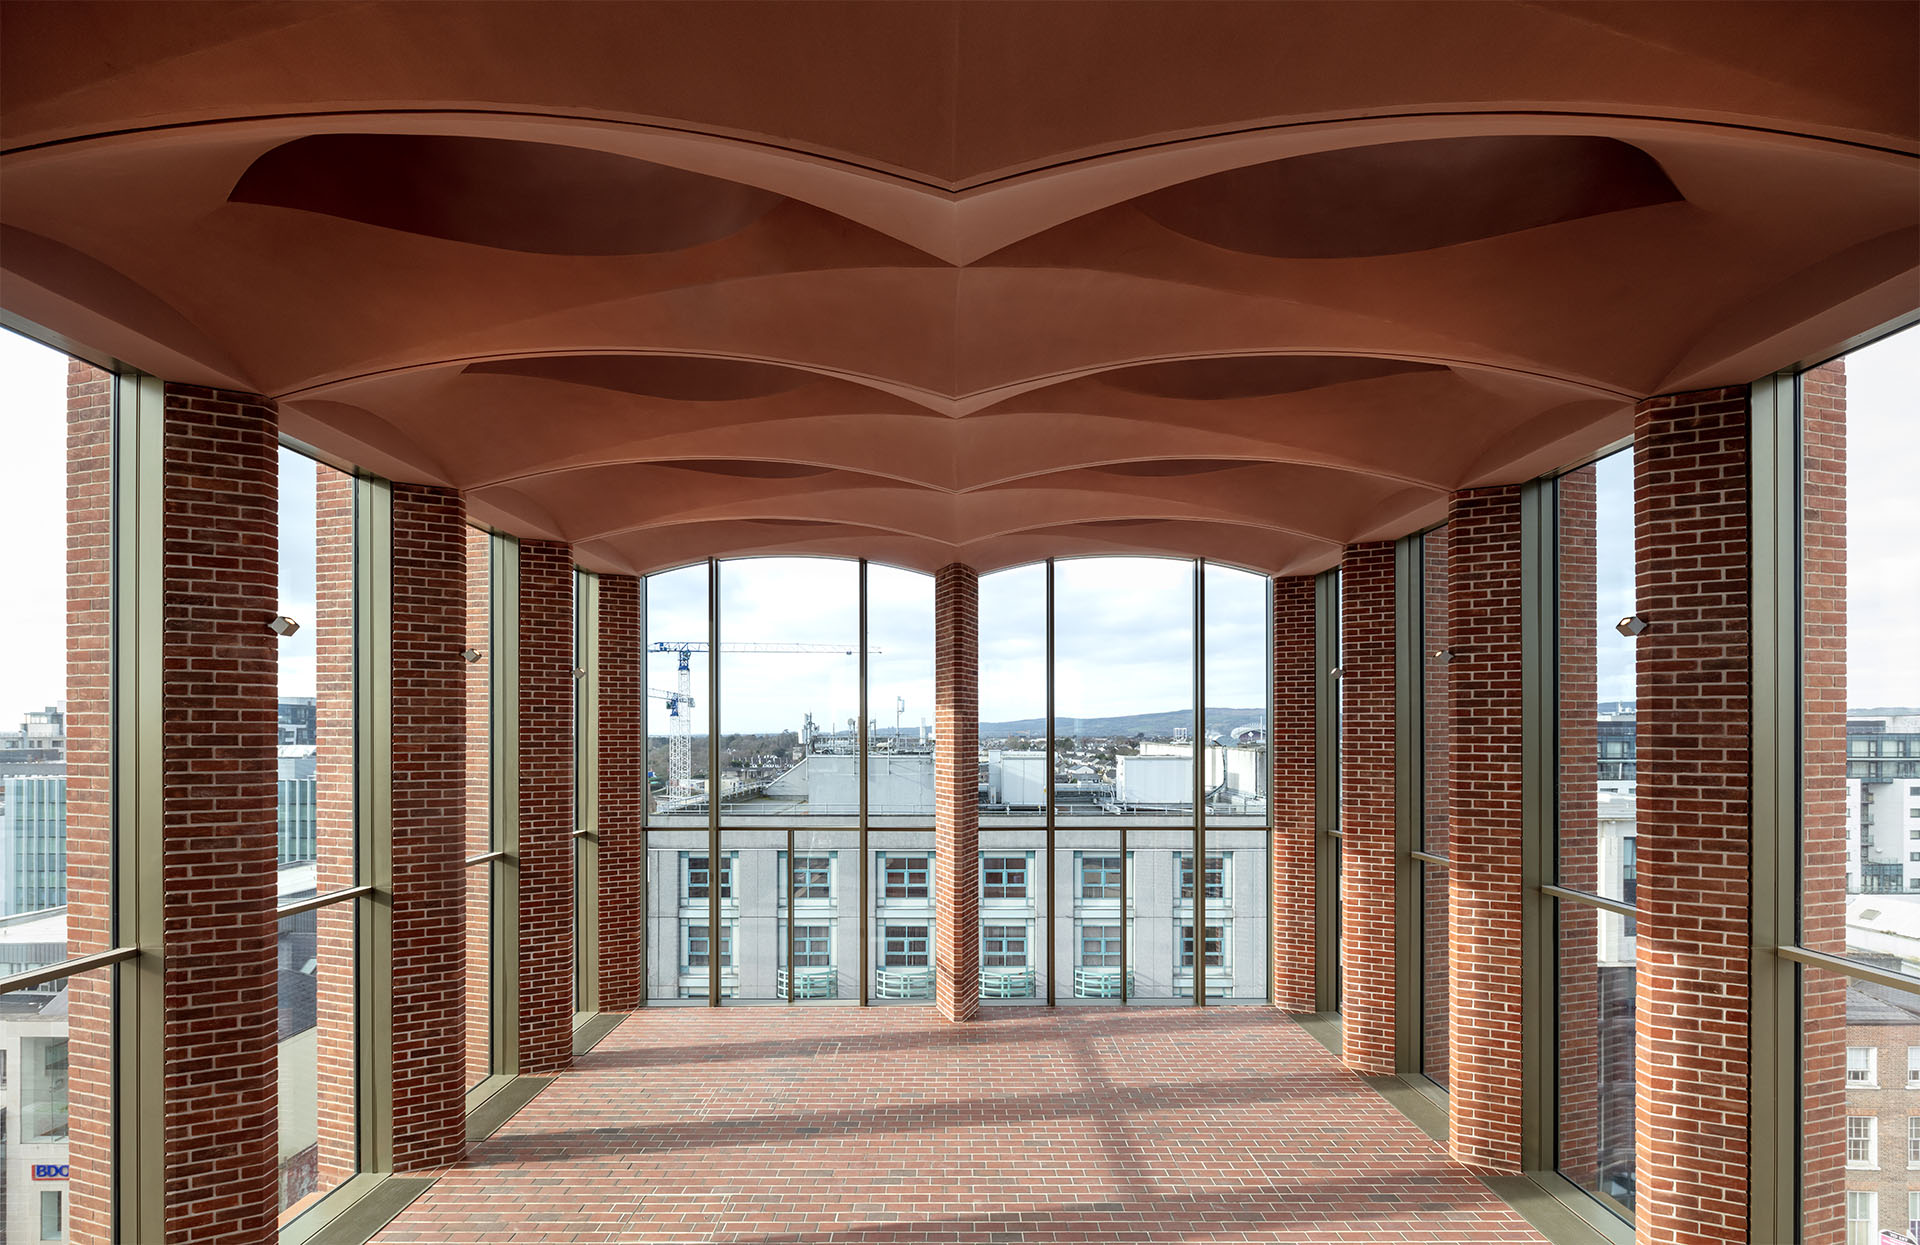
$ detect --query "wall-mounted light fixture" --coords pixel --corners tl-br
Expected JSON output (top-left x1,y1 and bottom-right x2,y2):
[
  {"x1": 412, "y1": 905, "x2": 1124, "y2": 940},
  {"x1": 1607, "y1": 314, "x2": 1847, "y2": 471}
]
[
  {"x1": 1329, "y1": 666, "x2": 1344, "y2": 679},
  {"x1": 461, "y1": 648, "x2": 484, "y2": 664},
  {"x1": 268, "y1": 615, "x2": 300, "y2": 636},
  {"x1": 573, "y1": 666, "x2": 588, "y2": 681},
  {"x1": 1432, "y1": 648, "x2": 1457, "y2": 663},
  {"x1": 1615, "y1": 614, "x2": 1651, "y2": 637}
]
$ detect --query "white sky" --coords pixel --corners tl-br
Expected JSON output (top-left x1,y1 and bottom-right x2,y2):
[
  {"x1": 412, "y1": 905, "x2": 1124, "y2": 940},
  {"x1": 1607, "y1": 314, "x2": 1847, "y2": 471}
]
[{"x1": 1, "y1": 325, "x2": 1915, "y2": 730}]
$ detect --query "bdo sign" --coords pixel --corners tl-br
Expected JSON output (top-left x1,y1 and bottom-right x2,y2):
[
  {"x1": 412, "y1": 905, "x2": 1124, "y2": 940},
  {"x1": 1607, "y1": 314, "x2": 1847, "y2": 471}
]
[{"x1": 32, "y1": 1164, "x2": 68, "y2": 1181}]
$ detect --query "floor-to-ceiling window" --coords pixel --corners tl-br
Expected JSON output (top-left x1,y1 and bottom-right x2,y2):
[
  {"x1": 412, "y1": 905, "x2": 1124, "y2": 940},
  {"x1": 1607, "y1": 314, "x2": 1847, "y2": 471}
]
[
  {"x1": 1797, "y1": 326, "x2": 1920, "y2": 1245},
  {"x1": 976, "y1": 556, "x2": 1274, "y2": 1007},
  {"x1": 463, "y1": 528, "x2": 495, "y2": 1088},
  {"x1": 644, "y1": 563, "x2": 713, "y2": 1001},
  {"x1": 642, "y1": 559, "x2": 935, "y2": 1005},
  {"x1": 1416, "y1": 526, "x2": 1452, "y2": 1088},
  {"x1": 275, "y1": 447, "x2": 360, "y2": 1216},
  {"x1": 978, "y1": 563, "x2": 1048, "y2": 1002},
  {"x1": 0, "y1": 330, "x2": 115, "y2": 1245},
  {"x1": 1552, "y1": 446, "x2": 1638, "y2": 1218}
]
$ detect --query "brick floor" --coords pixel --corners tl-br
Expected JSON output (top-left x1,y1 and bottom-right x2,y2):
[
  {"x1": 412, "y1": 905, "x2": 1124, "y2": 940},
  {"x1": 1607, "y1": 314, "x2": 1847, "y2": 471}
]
[{"x1": 374, "y1": 1006, "x2": 1549, "y2": 1244}]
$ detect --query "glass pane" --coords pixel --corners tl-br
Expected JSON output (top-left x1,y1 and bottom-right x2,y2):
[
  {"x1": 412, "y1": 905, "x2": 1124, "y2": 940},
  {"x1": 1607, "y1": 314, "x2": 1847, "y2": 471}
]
[
  {"x1": 279, "y1": 449, "x2": 356, "y2": 885},
  {"x1": 277, "y1": 905, "x2": 356, "y2": 1218},
  {"x1": 1802, "y1": 329, "x2": 1920, "y2": 964},
  {"x1": 867, "y1": 565, "x2": 935, "y2": 827},
  {"x1": 1058, "y1": 831, "x2": 1127, "y2": 1002},
  {"x1": 1557, "y1": 449, "x2": 1636, "y2": 904},
  {"x1": 278, "y1": 448, "x2": 358, "y2": 1211},
  {"x1": 979, "y1": 563, "x2": 1047, "y2": 826},
  {"x1": 646, "y1": 829, "x2": 716, "y2": 1002},
  {"x1": 1206, "y1": 830, "x2": 1268, "y2": 1003},
  {"x1": 463, "y1": 529, "x2": 491, "y2": 1089},
  {"x1": 1422, "y1": 527, "x2": 1451, "y2": 860},
  {"x1": 872, "y1": 833, "x2": 935, "y2": 1002},
  {"x1": 1801, "y1": 330, "x2": 1920, "y2": 1242},
  {"x1": 645, "y1": 565, "x2": 710, "y2": 827},
  {"x1": 1555, "y1": 448, "x2": 1636, "y2": 1214},
  {"x1": 1556, "y1": 900, "x2": 1635, "y2": 1215},
  {"x1": 1421, "y1": 862, "x2": 1450, "y2": 1087},
  {"x1": 1, "y1": 331, "x2": 73, "y2": 948},
  {"x1": 1128, "y1": 830, "x2": 1182, "y2": 1002},
  {"x1": 1421, "y1": 527, "x2": 1451, "y2": 1083},
  {"x1": 5, "y1": 960, "x2": 113, "y2": 1245},
  {"x1": 721, "y1": 830, "x2": 782, "y2": 1001},
  {"x1": 979, "y1": 829, "x2": 1045, "y2": 1003},
  {"x1": 1803, "y1": 965, "x2": 1920, "y2": 1244},
  {"x1": 1204, "y1": 564, "x2": 1268, "y2": 826},
  {"x1": 1055, "y1": 557, "x2": 1195, "y2": 826},
  {"x1": 0, "y1": 335, "x2": 116, "y2": 1242},
  {"x1": 1328, "y1": 567, "x2": 1343, "y2": 1013},
  {"x1": 784, "y1": 827, "x2": 857, "y2": 1001},
  {"x1": 719, "y1": 558, "x2": 860, "y2": 825}
]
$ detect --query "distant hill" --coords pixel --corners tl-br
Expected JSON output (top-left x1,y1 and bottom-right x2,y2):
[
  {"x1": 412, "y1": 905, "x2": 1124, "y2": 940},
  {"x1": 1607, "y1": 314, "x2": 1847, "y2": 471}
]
[{"x1": 981, "y1": 708, "x2": 1266, "y2": 740}]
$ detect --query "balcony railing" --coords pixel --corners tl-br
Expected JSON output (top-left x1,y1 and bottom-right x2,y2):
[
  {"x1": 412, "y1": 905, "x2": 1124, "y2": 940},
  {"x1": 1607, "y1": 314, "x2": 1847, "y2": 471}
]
[
  {"x1": 875, "y1": 967, "x2": 934, "y2": 999},
  {"x1": 1072, "y1": 967, "x2": 1135, "y2": 999},
  {"x1": 980, "y1": 967, "x2": 1036, "y2": 998},
  {"x1": 777, "y1": 967, "x2": 838, "y2": 999}
]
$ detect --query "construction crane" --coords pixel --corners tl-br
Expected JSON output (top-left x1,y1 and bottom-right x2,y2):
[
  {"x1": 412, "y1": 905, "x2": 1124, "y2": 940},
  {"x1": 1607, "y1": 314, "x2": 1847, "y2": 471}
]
[
  {"x1": 647, "y1": 641, "x2": 874, "y2": 796},
  {"x1": 645, "y1": 686, "x2": 696, "y2": 793}
]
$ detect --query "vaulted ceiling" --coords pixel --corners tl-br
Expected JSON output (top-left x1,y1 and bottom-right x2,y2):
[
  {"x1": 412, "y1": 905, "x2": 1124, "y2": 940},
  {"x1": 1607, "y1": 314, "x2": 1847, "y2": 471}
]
[{"x1": 4, "y1": 2, "x2": 1916, "y2": 576}]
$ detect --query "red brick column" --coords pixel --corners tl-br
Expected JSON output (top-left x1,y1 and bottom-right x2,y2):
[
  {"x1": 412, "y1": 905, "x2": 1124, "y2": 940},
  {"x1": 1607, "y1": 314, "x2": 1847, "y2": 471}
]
[
  {"x1": 1801, "y1": 361, "x2": 1849, "y2": 1245},
  {"x1": 1446, "y1": 485, "x2": 1526, "y2": 1174},
  {"x1": 1633, "y1": 387, "x2": 1752, "y2": 1245},
  {"x1": 388, "y1": 484, "x2": 469, "y2": 1170},
  {"x1": 1554, "y1": 466, "x2": 1602, "y2": 1189},
  {"x1": 597, "y1": 574, "x2": 645, "y2": 1012},
  {"x1": 314, "y1": 464, "x2": 356, "y2": 1196},
  {"x1": 1271, "y1": 575, "x2": 1319, "y2": 1013},
  {"x1": 163, "y1": 384, "x2": 284, "y2": 1242},
  {"x1": 1338, "y1": 543, "x2": 1396, "y2": 1074},
  {"x1": 64, "y1": 360, "x2": 114, "y2": 1244},
  {"x1": 464, "y1": 528, "x2": 492, "y2": 1087},
  {"x1": 934, "y1": 563, "x2": 980, "y2": 1022},
  {"x1": 518, "y1": 539, "x2": 576, "y2": 1073}
]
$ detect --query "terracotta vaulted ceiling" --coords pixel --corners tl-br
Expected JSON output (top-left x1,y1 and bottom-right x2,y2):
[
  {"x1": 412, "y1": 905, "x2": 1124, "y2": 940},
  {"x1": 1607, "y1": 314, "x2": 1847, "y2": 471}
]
[{"x1": 2, "y1": 2, "x2": 1916, "y2": 577}]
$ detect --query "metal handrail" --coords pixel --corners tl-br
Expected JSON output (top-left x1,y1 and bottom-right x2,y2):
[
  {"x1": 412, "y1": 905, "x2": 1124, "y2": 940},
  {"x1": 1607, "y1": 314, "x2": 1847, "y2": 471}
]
[{"x1": 0, "y1": 945, "x2": 140, "y2": 996}]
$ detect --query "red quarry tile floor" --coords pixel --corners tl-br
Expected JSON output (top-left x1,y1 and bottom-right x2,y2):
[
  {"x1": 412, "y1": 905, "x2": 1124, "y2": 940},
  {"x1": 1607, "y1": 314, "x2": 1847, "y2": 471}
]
[{"x1": 373, "y1": 1006, "x2": 1549, "y2": 1244}]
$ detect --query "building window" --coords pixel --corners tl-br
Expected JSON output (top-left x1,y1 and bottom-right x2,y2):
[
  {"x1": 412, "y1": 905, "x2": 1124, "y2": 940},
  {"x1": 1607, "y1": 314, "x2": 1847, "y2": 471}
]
[
  {"x1": 1847, "y1": 1191, "x2": 1877, "y2": 1245},
  {"x1": 786, "y1": 924, "x2": 832, "y2": 968},
  {"x1": 882, "y1": 924, "x2": 930, "y2": 968},
  {"x1": 685, "y1": 853, "x2": 734, "y2": 901},
  {"x1": 685, "y1": 923, "x2": 733, "y2": 970},
  {"x1": 983, "y1": 924, "x2": 1028, "y2": 968},
  {"x1": 883, "y1": 855, "x2": 929, "y2": 900},
  {"x1": 1080, "y1": 923, "x2": 1122, "y2": 968},
  {"x1": 787, "y1": 854, "x2": 832, "y2": 899},
  {"x1": 1909, "y1": 1190, "x2": 1920, "y2": 1240},
  {"x1": 1179, "y1": 924, "x2": 1226, "y2": 970},
  {"x1": 1910, "y1": 1116, "x2": 1920, "y2": 1167},
  {"x1": 1079, "y1": 854, "x2": 1121, "y2": 900},
  {"x1": 1849, "y1": 1115, "x2": 1879, "y2": 1168},
  {"x1": 982, "y1": 855, "x2": 1028, "y2": 900},
  {"x1": 1177, "y1": 853, "x2": 1227, "y2": 900},
  {"x1": 1850, "y1": 1045, "x2": 1880, "y2": 1087}
]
